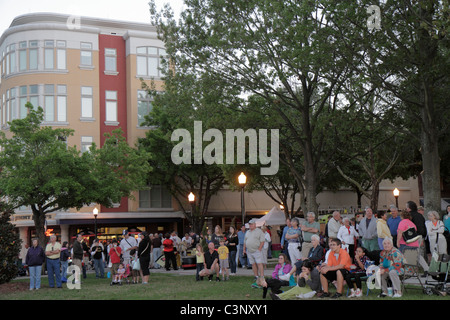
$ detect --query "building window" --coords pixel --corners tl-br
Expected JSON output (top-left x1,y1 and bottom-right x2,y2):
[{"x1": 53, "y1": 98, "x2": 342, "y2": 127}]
[
  {"x1": 139, "y1": 185, "x2": 172, "y2": 209},
  {"x1": 44, "y1": 40, "x2": 54, "y2": 70},
  {"x1": 105, "y1": 90, "x2": 117, "y2": 124},
  {"x1": 137, "y1": 90, "x2": 152, "y2": 126},
  {"x1": 29, "y1": 41, "x2": 38, "y2": 70},
  {"x1": 19, "y1": 41, "x2": 27, "y2": 72},
  {"x1": 81, "y1": 136, "x2": 93, "y2": 153},
  {"x1": 43, "y1": 84, "x2": 67, "y2": 123},
  {"x1": 80, "y1": 42, "x2": 92, "y2": 66},
  {"x1": 105, "y1": 48, "x2": 117, "y2": 73},
  {"x1": 81, "y1": 86, "x2": 93, "y2": 119},
  {"x1": 136, "y1": 47, "x2": 167, "y2": 78},
  {"x1": 56, "y1": 41, "x2": 66, "y2": 70},
  {"x1": 19, "y1": 86, "x2": 28, "y2": 119}
]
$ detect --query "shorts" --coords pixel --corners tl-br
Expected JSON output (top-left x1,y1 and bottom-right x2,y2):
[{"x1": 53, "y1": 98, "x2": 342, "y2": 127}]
[
  {"x1": 220, "y1": 259, "x2": 229, "y2": 269},
  {"x1": 247, "y1": 250, "x2": 263, "y2": 265},
  {"x1": 323, "y1": 269, "x2": 349, "y2": 282}
]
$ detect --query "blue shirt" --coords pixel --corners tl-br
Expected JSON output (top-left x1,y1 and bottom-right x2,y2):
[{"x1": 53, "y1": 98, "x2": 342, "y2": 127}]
[
  {"x1": 387, "y1": 216, "x2": 401, "y2": 236},
  {"x1": 237, "y1": 230, "x2": 246, "y2": 246}
]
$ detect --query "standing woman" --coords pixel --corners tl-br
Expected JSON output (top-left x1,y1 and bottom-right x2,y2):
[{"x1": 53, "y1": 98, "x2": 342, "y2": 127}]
[
  {"x1": 25, "y1": 238, "x2": 45, "y2": 290},
  {"x1": 163, "y1": 233, "x2": 178, "y2": 271},
  {"x1": 226, "y1": 226, "x2": 239, "y2": 275},
  {"x1": 377, "y1": 211, "x2": 392, "y2": 250},
  {"x1": 285, "y1": 218, "x2": 302, "y2": 264},
  {"x1": 211, "y1": 225, "x2": 224, "y2": 249},
  {"x1": 138, "y1": 232, "x2": 151, "y2": 284},
  {"x1": 426, "y1": 211, "x2": 447, "y2": 255}
]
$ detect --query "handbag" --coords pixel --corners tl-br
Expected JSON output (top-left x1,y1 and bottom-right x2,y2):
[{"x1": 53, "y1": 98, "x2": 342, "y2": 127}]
[
  {"x1": 402, "y1": 227, "x2": 421, "y2": 244},
  {"x1": 132, "y1": 258, "x2": 141, "y2": 270}
]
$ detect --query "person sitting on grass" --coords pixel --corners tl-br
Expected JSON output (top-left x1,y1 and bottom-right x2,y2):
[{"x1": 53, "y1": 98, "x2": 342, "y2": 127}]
[
  {"x1": 272, "y1": 259, "x2": 321, "y2": 300},
  {"x1": 318, "y1": 238, "x2": 352, "y2": 298},
  {"x1": 260, "y1": 253, "x2": 295, "y2": 299}
]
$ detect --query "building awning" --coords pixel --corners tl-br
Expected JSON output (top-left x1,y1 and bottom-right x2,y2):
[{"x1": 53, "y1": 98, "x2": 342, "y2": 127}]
[{"x1": 55, "y1": 211, "x2": 185, "y2": 225}]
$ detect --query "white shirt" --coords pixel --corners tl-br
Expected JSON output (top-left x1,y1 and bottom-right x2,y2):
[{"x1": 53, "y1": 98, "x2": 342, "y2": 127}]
[
  {"x1": 337, "y1": 225, "x2": 359, "y2": 245},
  {"x1": 120, "y1": 236, "x2": 137, "y2": 259}
]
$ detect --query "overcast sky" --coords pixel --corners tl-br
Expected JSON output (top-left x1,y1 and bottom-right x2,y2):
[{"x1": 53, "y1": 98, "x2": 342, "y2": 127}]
[{"x1": 0, "y1": 0, "x2": 184, "y2": 36}]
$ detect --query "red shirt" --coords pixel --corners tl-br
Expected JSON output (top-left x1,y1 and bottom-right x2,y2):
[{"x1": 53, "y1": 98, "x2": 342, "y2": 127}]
[
  {"x1": 109, "y1": 246, "x2": 122, "y2": 264},
  {"x1": 163, "y1": 239, "x2": 174, "y2": 252}
]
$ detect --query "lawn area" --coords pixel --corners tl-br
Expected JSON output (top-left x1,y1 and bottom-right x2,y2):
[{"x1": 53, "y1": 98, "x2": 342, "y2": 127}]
[{"x1": 1, "y1": 272, "x2": 449, "y2": 301}]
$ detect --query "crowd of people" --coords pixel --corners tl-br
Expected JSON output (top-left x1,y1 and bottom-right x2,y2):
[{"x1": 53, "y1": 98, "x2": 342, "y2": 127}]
[
  {"x1": 21, "y1": 201, "x2": 450, "y2": 299},
  {"x1": 260, "y1": 201, "x2": 450, "y2": 299}
]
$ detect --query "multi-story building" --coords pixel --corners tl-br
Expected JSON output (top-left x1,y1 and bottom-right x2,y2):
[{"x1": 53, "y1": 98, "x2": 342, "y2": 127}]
[{"x1": 1, "y1": 13, "x2": 421, "y2": 259}]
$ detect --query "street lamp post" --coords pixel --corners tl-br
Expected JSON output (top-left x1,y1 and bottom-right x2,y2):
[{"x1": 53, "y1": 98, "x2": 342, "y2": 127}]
[
  {"x1": 93, "y1": 208, "x2": 98, "y2": 239},
  {"x1": 393, "y1": 188, "x2": 400, "y2": 209},
  {"x1": 238, "y1": 172, "x2": 247, "y2": 225}
]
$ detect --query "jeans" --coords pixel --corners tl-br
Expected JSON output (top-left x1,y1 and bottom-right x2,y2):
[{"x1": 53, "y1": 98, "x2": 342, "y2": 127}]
[
  {"x1": 29, "y1": 265, "x2": 42, "y2": 289},
  {"x1": 229, "y1": 250, "x2": 237, "y2": 273},
  {"x1": 238, "y1": 244, "x2": 248, "y2": 267},
  {"x1": 46, "y1": 258, "x2": 62, "y2": 288},
  {"x1": 93, "y1": 259, "x2": 105, "y2": 278},
  {"x1": 60, "y1": 260, "x2": 68, "y2": 280},
  {"x1": 196, "y1": 263, "x2": 204, "y2": 280}
]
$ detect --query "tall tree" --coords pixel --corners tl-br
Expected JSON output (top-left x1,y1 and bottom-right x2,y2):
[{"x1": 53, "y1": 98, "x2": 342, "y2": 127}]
[
  {"x1": 0, "y1": 105, "x2": 151, "y2": 247},
  {"x1": 149, "y1": 0, "x2": 353, "y2": 215},
  {"x1": 326, "y1": 0, "x2": 450, "y2": 212}
]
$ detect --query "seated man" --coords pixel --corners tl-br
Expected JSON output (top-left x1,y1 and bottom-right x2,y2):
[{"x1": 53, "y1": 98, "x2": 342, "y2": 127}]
[
  {"x1": 198, "y1": 242, "x2": 220, "y2": 281},
  {"x1": 318, "y1": 238, "x2": 352, "y2": 298}
]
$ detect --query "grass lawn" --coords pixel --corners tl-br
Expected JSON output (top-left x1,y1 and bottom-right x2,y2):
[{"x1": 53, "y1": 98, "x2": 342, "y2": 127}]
[{"x1": 1, "y1": 272, "x2": 449, "y2": 301}]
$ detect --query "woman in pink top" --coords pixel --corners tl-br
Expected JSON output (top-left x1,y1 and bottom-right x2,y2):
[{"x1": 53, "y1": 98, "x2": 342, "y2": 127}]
[{"x1": 396, "y1": 210, "x2": 419, "y2": 251}]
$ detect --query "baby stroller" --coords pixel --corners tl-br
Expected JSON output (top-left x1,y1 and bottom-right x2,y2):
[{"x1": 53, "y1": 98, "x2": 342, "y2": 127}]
[
  {"x1": 111, "y1": 264, "x2": 131, "y2": 285},
  {"x1": 424, "y1": 253, "x2": 450, "y2": 296}
]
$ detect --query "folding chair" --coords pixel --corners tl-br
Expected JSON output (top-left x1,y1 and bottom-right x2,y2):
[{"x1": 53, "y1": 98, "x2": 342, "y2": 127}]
[
  {"x1": 400, "y1": 247, "x2": 425, "y2": 293},
  {"x1": 424, "y1": 253, "x2": 450, "y2": 295}
]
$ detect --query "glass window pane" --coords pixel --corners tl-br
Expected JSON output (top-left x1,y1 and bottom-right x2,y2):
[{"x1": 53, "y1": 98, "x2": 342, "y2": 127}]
[
  {"x1": 45, "y1": 48, "x2": 54, "y2": 69},
  {"x1": 139, "y1": 190, "x2": 150, "y2": 208},
  {"x1": 57, "y1": 96, "x2": 66, "y2": 122},
  {"x1": 137, "y1": 56, "x2": 146, "y2": 75},
  {"x1": 106, "y1": 101, "x2": 117, "y2": 122},
  {"x1": 29, "y1": 85, "x2": 38, "y2": 95},
  {"x1": 29, "y1": 49, "x2": 38, "y2": 70},
  {"x1": 81, "y1": 97, "x2": 93, "y2": 118},
  {"x1": 81, "y1": 86, "x2": 92, "y2": 95},
  {"x1": 44, "y1": 84, "x2": 54, "y2": 94},
  {"x1": 29, "y1": 96, "x2": 39, "y2": 110},
  {"x1": 105, "y1": 56, "x2": 116, "y2": 71},
  {"x1": 19, "y1": 50, "x2": 27, "y2": 71},
  {"x1": 148, "y1": 57, "x2": 158, "y2": 76},
  {"x1": 150, "y1": 185, "x2": 161, "y2": 208},
  {"x1": 44, "y1": 96, "x2": 54, "y2": 121},
  {"x1": 81, "y1": 51, "x2": 92, "y2": 65},
  {"x1": 136, "y1": 47, "x2": 147, "y2": 54},
  {"x1": 57, "y1": 85, "x2": 66, "y2": 95},
  {"x1": 148, "y1": 47, "x2": 157, "y2": 55},
  {"x1": 105, "y1": 91, "x2": 117, "y2": 100},
  {"x1": 20, "y1": 97, "x2": 28, "y2": 119},
  {"x1": 57, "y1": 49, "x2": 66, "y2": 69}
]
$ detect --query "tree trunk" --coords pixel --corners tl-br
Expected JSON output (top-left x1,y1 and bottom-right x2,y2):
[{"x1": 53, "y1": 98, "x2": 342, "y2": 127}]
[
  {"x1": 421, "y1": 128, "x2": 441, "y2": 213},
  {"x1": 32, "y1": 208, "x2": 47, "y2": 248}
]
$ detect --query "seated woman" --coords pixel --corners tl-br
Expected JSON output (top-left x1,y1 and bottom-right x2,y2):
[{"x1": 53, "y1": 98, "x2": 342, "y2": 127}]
[
  {"x1": 345, "y1": 246, "x2": 369, "y2": 298},
  {"x1": 260, "y1": 253, "x2": 295, "y2": 299},
  {"x1": 288, "y1": 234, "x2": 324, "y2": 279},
  {"x1": 378, "y1": 237, "x2": 405, "y2": 298},
  {"x1": 272, "y1": 260, "x2": 321, "y2": 300}
]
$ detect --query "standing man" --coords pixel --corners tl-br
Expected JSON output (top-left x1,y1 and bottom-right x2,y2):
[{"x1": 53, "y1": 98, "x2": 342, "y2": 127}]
[
  {"x1": 280, "y1": 218, "x2": 291, "y2": 256},
  {"x1": 72, "y1": 234, "x2": 84, "y2": 284},
  {"x1": 237, "y1": 225, "x2": 248, "y2": 268},
  {"x1": 406, "y1": 201, "x2": 428, "y2": 274},
  {"x1": 45, "y1": 235, "x2": 62, "y2": 288},
  {"x1": 120, "y1": 230, "x2": 138, "y2": 266},
  {"x1": 358, "y1": 207, "x2": 379, "y2": 252},
  {"x1": 90, "y1": 238, "x2": 105, "y2": 279},
  {"x1": 151, "y1": 233, "x2": 162, "y2": 269},
  {"x1": 387, "y1": 205, "x2": 401, "y2": 247},
  {"x1": 243, "y1": 219, "x2": 266, "y2": 287},
  {"x1": 301, "y1": 212, "x2": 320, "y2": 258},
  {"x1": 326, "y1": 211, "x2": 342, "y2": 241}
]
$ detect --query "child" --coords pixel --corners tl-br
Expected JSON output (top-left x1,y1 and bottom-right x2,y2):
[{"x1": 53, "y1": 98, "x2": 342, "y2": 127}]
[
  {"x1": 195, "y1": 243, "x2": 205, "y2": 281},
  {"x1": 217, "y1": 239, "x2": 230, "y2": 281},
  {"x1": 109, "y1": 239, "x2": 122, "y2": 282},
  {"x1": 112, "y1": 263, "x2": 125, "y2": 285}
]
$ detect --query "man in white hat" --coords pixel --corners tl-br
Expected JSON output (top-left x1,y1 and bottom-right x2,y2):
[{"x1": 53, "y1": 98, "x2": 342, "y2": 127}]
[{"x1": 243, "y1": 219, "x2": 266, "y2": 286}]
